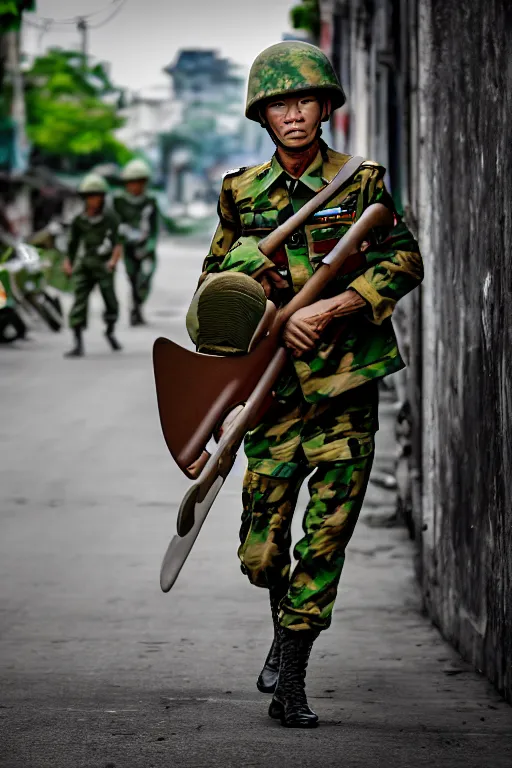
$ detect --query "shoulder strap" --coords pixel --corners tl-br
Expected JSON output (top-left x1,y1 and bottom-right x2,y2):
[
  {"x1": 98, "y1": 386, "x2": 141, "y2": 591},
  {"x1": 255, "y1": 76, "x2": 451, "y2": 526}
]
[{"x1": 258, "y1": 155, "x2": 364, "y2": 257}]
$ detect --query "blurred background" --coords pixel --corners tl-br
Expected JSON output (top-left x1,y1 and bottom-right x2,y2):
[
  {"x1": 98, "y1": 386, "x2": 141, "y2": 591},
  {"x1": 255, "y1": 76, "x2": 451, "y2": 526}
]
[{"x1": 0, "y1": 0, "x2": 305, "y2": 232}]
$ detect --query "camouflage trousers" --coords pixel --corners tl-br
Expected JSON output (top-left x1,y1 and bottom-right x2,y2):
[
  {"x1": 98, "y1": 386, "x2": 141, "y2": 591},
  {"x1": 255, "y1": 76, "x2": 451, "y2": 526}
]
[
  {"x1": 124, "y1": 251, "x2": 157, "y2": 307},
  {"x1": 238, "y1": 381, "x2": 378, "y2": 632},
  {"x1": 69, "y1": 262, "x2": 119, "y2": 329}
]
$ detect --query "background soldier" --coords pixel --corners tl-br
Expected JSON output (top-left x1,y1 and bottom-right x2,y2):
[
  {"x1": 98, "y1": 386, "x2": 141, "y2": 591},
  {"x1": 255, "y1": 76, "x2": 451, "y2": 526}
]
[
  {"x1": 197, "y1": 41, "x2": 423, "y2": 728},
  {"x1": 113, "y1": 158, "x2": 159, "y2": 326},
  {"x1": 63, "y1": 173, "x2": 122, "y2": 358}
]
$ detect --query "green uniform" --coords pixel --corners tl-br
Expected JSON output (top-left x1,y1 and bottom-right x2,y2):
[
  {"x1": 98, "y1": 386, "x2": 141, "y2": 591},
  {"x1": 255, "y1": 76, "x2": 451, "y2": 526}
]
[
  {"x1": 239, "y1": 381, "x2": 378, "y2": 631},
  {"x1": 203, "y1": 142, "x2": 423, "y2": 632},
  {"x1": 67, "y1": 208, "x2": 120, "y2": 330},
  {"x1": 112, "y1": 191, "x2": 159, "y2": 308},
  {"x1": 204, "y1": 141, "x2": 423, "y2": 401}
]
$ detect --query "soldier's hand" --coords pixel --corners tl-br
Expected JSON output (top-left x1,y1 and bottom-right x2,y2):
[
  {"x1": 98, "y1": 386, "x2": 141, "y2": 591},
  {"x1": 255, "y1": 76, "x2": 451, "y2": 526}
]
[
  {"x1": 187, "y1": 450, "x2": 211, "y2": 479},
  {"x1": 106, "y1": 258, "x2": 116, "y2": 272},
  {"x1": 258, "y1": 268, "x2": 289, "y2": 298},
  {"x1": 283, "y1": 306, "x2": 321, "y2": 357},
  {"x1": 62, "y1": 258, "x2": 73, "y2": 277}
]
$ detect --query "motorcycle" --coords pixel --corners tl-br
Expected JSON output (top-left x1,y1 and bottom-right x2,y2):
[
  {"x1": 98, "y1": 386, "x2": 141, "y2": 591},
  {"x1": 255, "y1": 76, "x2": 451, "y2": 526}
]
[
  {"x1": 0, "y1": 257, "x2": 27, "y2": 343},
  {"x1": 0, "y1": 234, "x2": 64, "y2": 332}
]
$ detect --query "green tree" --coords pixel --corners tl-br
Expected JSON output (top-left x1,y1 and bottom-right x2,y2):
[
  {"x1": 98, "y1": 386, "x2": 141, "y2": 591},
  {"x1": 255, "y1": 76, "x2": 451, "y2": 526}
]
[
  {"x1": 24, "y1": 48, "x2": 130, "y2": 169},
  {"x1": 290, "y1": 0, "x2": 320, "y2": 43},
  {"x1": 0, "y1": 0, "x2": 35, "y2": 31}
]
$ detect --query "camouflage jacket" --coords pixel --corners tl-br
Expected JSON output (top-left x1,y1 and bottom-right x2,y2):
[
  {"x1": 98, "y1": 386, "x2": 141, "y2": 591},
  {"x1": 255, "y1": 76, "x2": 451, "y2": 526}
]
[
  {"x1": 68, "y1": 208, "x2": 120, "y2": 266},
  {"x1": 202, "y1": 142, "x2": 423, "y2": 403},
  {"x1": 112, "y1": 191, "x2": 159, "y2": 256}
]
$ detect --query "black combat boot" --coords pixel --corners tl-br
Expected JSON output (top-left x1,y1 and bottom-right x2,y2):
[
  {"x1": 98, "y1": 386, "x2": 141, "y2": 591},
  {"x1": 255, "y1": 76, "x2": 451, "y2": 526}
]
[
  {"x1": 257, "y1": 589, "x2": 285, "y2": 694},
  {"x1": 105, "y1": 323, "x2": 122, "y2": 351},
  {"x1": 130, "y1": 305, "x2": 145, "y2": 326},
  {"x1": 268, "y1": 628, "x2": 319, "y2": 728},
  {"x1": 64, "y1": 327, "x2": 84, "y2": 358}
]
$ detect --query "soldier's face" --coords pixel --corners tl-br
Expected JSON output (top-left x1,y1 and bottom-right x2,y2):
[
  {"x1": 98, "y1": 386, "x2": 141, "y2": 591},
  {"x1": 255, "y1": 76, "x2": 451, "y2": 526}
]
[
  {"x1": 264, "y1": 93, "x2": 322, "y2": 148},
  {"x1": 125, "y1": 180, "x2": 147, "y2": 196},
  {"x1": 84, "y1": 194, "x2": 104, "y2": 215}
]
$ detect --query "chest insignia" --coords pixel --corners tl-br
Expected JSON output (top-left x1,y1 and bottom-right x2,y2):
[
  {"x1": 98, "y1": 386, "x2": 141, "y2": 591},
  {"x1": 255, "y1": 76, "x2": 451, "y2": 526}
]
[{"x1": 311, "y1": 206, "x2": 355, "y2": 225}]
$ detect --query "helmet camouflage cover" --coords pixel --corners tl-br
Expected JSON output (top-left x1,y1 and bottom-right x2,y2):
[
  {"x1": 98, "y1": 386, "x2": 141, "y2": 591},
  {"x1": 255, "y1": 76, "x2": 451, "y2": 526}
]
[
  {"x1": 78, "y1": 173, "x2": 108, "y2": 195},
  {"x1": 246, "y1": 41, "x2": 346, "y2": 122}
]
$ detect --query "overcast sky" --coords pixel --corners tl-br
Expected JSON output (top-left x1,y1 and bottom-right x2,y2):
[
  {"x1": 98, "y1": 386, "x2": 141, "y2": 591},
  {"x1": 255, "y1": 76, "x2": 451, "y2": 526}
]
[{"x1": 22, "y1": 0, "x2": 298, "y2": 92}]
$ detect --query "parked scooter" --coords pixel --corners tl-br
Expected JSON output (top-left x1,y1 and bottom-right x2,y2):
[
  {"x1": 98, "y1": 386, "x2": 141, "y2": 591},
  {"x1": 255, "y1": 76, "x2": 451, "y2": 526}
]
[
  {"x1": 0, "y1": 258, "x2": 27, "y2": 343},
  {"x1": 0, "y1": 234, "x2": 63, "y2": 332}
]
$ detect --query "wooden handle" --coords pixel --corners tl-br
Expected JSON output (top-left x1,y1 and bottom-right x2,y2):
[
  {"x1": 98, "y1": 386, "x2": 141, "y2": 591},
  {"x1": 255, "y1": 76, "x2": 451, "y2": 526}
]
[
  {"x1": 273, "y1": 203, "x2": 393, "y2": 329},
  {"x1": 259, "y1": 195, "x2": 335, "y2": 257},
  {"x1": 258, "y1": 155, "x2": 364, "y2": 257}
]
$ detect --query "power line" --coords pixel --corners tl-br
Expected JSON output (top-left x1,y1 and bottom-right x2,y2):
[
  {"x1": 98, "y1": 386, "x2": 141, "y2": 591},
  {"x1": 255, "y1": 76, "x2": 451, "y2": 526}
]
[
  {"x1": 89, "y1": 0, "x2": 127, "y2": 29},
  {"x1": 25, "y1": 1, "x2": 125, "y2": 28},
  {"x1": 24, "y1": 18, "x2": 54, "y2": 31},
  {"x1": 24, "y1": 0, "x2": 128, "y2": 56},
  {"x1": 77, "y1": 1, "x2": 127, "y2": 60}
]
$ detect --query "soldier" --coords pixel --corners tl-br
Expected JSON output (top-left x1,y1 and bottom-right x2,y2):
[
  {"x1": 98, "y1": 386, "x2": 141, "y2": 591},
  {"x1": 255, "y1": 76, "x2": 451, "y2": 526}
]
[
  {"x1": 63, "y1": 173, "x2": 122, "y2": 358},
  {"x1": 195, "y1": 41, "x2": 423, "y2": 727},
  {"x1": 113, "y1": 158, "x2": 159, "y2": 326}
]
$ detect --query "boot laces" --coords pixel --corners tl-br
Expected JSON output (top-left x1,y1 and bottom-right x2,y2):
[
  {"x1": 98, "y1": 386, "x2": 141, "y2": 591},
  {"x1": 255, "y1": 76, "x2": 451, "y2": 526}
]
[{"x1": 278, "y1": 636, "x2": 314, "y2": 703}]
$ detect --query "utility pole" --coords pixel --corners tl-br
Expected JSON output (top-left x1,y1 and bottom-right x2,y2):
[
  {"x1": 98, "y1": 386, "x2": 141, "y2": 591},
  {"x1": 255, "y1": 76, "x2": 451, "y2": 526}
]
[
  {"x1": 6, "y1": 28, "x2": 28, "y2": 174},
  {"x1": 77, "y1": 17, "x2": 88, "y2": 67}
]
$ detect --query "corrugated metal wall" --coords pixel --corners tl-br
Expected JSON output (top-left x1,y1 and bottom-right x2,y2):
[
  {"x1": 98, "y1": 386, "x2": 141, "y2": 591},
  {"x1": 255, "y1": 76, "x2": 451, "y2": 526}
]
[{"x1": 419, "y1": 0, "x2": 512, "y2": 701}]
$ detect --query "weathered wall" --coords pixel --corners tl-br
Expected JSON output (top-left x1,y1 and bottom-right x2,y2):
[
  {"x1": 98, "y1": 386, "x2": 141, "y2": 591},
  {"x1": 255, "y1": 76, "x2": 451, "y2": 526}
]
[
  {"x1": 420, "y1": 0, "x2": 512, "y2": 701},
  {"x1": 322, "y1": 0, "x2": 512, "y2": 702}
]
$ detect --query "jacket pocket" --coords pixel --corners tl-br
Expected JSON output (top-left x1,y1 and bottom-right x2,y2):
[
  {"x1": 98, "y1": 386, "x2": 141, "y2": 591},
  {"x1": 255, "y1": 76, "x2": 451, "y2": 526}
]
[
  {"x1": 305, "y1": 222, "x2": 349, "y2": 262},
  {"x1": 240, "y1": 208, "x2": 278, "y2": 232}
]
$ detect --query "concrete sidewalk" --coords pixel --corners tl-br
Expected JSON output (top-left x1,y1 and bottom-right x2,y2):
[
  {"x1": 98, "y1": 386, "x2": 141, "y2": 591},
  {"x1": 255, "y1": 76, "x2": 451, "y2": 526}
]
[{"x1": 0, "y1": 235, "x2": 510, "y2": 767}]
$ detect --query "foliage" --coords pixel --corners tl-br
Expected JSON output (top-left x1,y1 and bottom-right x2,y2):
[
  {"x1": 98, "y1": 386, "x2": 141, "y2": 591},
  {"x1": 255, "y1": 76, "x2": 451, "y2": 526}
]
[
  {"x1": 24, "y1": 48, "x2": 130, "y2": 167},
  {"x1": 0, "y1": 0, "x2": 35, "y2": 31},
  {"x1": 290, "y1": 0, "x2": 320, "y2": 42}
]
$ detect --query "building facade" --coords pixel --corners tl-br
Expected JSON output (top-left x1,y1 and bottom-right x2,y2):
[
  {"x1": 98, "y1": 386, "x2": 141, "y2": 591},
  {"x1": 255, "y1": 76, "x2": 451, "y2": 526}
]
[{"x1": 319, "y1": 0, "x2": 512, "y2": 702}]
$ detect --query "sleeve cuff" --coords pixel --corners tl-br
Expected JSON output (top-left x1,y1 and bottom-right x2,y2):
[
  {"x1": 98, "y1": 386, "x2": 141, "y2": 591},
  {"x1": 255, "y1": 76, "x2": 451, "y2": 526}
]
[
  {"x1": 349, "y1": 274, "x2": 396, "y2": 325},
  {"x1": 219, "y1": 254, "x2": 275, "y2": 279},
  {"x1": 219, "y1": 234, "x2": 275, "y2": 279},
  {"x1": 250, "y1": 259, "x2": 276, "y2": 280}
]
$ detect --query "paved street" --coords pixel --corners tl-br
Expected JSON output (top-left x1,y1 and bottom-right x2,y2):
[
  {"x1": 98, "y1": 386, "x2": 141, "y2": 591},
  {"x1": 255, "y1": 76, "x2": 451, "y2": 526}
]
[{"x1": 1, "y1": 233, "x2": 511, "y2": 768}]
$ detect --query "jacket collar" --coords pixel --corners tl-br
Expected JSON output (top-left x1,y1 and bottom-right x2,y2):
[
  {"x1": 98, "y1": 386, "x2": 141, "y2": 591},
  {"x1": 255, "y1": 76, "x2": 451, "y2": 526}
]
[
  {"x1": 255, "y1": 144, "x2": 352, "y2": 195},
  {"x1": 81, "y1": 211, "x2": 105, "y2": 224},
  {"x1": 120, "y1": 190, "x2": 149, "y2": 205}
]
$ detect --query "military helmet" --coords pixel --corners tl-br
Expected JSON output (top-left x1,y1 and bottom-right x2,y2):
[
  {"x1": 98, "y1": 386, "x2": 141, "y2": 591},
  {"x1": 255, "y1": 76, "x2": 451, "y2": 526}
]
[
  {"x1": 78, "y1": 173, "x2": 108, "y2": 195},
  {"x1": 186, "y1": 272, "x2": 267, "y2": 356},
  {"x1": 122, "y1": 158, "x2": 151, "y2": 182},
  {"x1": 245, "y1": 41, "x2": 346, "y2": 123}
]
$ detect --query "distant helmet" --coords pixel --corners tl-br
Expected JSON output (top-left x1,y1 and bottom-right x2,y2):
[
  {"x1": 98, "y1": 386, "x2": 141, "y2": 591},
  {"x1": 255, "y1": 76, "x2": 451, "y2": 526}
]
[
  {"x1": 245, "y1": 41, "x2": 346, "y2": 123},
  {"x1": 78, "y1": 173, "x2": 108, "y2": 195},
  {"x1": 122, "y1": 158, "x2": 151, "y2": 182}
]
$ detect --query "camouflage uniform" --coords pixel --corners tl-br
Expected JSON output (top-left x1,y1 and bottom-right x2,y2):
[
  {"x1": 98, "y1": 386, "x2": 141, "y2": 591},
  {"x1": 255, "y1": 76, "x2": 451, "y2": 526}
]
[
  {"x1": 239, "y1": 380, "x2": 378, "y2": 631},
  {"x1": 202, "y1": 141, "x2": 423, "y2": 632},
  {"x1": 67, "y1": 208, "x2": 120, "y2": 330},
  {"x1": 199, "y1": 38, "x2": 423, "y2": 635},
  {"x1": 112, "y1": 191, "x2": 159, "y2": 309}
]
